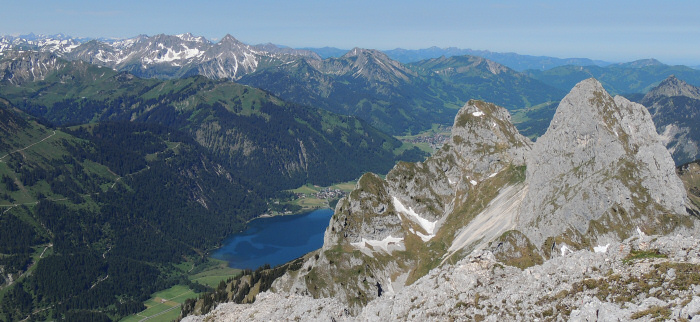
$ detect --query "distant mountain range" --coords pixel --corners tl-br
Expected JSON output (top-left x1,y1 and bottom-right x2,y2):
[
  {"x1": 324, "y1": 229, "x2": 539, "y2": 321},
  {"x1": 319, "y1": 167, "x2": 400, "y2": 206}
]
[
  {"x1": 305, "y1": 46, "x2": 612, "y2": 71},
  {"x1": 239, "y1": 49, "x2": 565, "y2": 134},
  {"x1": 1, "y1": 33, "x2": 319, "y2": 80},
  {"x1": 5, "y1": 33, "x2": 700, "y2": 136},
  {"x1": 0, "y1": 51, "x2": 424, "y2": 191},
  {"x1": 524, "y1": 59, "x2": 700, "y2": 95}
]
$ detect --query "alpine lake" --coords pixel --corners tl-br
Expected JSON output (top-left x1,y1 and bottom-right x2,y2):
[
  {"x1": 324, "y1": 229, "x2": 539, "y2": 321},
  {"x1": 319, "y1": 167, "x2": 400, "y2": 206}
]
[{"x1": 211, "y1": 208, "x2": 334, "y2": 269}]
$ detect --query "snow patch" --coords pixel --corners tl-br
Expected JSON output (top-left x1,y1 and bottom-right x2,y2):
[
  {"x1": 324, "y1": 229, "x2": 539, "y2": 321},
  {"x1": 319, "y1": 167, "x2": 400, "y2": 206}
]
[
  {"x1": 594, "y1": 244, "x2": 610, "y2": 253},
  {"x1": 351, "y1": 235, "x2": 404, "y2": 253},
  {"x1": 488, "y1": 172, "x2": 497, "y2": 178},
  {"x1": 470, "y1": 180, "x2": 478, "y2": 186},
  {"x1": 392, "y1": 196, "x2": 437, "y2": 240},
  {"x1": 472, "y1": 111, "x2": 484, "y2": 117},
  {"x1": 637, "y1": 227, "x2": 645, "y2": 238},
  {"x1": 416, "y1": 231, "x2": 435, "y2": 242},
  {"x1": 561, "y1": 244, "x2": 572, "y2": 256}
]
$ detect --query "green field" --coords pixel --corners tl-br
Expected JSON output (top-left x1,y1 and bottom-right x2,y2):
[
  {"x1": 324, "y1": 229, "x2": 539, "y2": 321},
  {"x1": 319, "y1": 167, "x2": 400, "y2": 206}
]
[
  {"x1": 121, "y1": 259, "x2": 242, "y2": 322},
  {"x1": 286, "y1": 179, "x2": 357, "y2": 211},
  {"x1": 121, "y1": 285, "x2": 197, "y2": 322},
  {"x1": 189, "y1": 259, "x2": 241, "y2": 288}
]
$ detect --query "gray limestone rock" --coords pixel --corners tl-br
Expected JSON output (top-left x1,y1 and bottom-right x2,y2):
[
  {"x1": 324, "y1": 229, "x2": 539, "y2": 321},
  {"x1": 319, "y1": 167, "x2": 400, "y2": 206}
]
[
  {"x1": 192, "y1": 235, "x2": 700, "y2": 321},
  {"x1": 519, "y1": 78, "x2": 690, "y2": 248}
]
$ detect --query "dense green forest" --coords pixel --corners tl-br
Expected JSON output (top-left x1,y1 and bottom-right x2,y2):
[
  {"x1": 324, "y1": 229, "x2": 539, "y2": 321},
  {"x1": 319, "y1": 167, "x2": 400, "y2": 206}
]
[{"x1": 0, "y1": 109, "x2": 266, "y2": 320}]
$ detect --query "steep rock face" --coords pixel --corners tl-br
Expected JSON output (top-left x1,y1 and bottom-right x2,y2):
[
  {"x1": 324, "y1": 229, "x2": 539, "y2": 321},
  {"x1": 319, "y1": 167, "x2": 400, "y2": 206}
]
[
  {"x1": 519, "y1": 78, "x2": 690, "y2": 249},
  {"x1": 273, "y1": 99, "x2": 531, "y2": 311},
  {"x1": 0, "y1": 51, "x2": 67, "y2": 84},
  {"x1": 641, "y1": 76, "x2": 700, "y2": 165}
]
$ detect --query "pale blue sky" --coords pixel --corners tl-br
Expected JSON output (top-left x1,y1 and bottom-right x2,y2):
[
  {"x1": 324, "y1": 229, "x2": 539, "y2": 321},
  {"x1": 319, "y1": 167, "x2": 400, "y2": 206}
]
[{"x1": 2, "y1": 0, "x2": 699, "y2": 65}]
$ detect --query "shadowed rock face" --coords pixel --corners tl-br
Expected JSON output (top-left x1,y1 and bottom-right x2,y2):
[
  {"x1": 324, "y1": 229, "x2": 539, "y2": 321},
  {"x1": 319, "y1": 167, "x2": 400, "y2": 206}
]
[
  {"x1": 519, "y1": 78, "x2": 689, "y2": 248},
  {"x1": 641, "y1": 76, "x2": 700, "y2": 165}
]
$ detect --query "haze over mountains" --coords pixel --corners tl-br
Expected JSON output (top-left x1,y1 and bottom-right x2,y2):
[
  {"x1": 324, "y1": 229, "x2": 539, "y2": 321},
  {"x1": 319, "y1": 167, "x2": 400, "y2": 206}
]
[{"x1": 2, "y1": 32, "x2": 700, "y2": 321}]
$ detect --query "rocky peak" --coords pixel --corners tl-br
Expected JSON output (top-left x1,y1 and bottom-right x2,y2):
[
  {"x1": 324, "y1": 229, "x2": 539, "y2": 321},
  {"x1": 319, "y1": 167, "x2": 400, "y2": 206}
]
[
  {"x1": 519, "y1": 78, "x2": 690, "y2": 248},
  {"x1": 336, "y1": 47, "x2": 415, "y2": 84},
  {"x1": 642, "y1": 75, "x2": 700, "y2": 103},
  {"x1": 0, "y1": 51, "x2": 66, "y2": 84},
  {"x1": 217, "y1": 34, "x2": 245, "y2": 47},
  {"x1": 449, "y1": 99, "x2": 531, "y2": 177},
  {"x1": 273, "y1": 99, "x2": 532, "y2": 310},
  {"x1": 341, "y1": 47, "x2": 383, "y2": 59}
]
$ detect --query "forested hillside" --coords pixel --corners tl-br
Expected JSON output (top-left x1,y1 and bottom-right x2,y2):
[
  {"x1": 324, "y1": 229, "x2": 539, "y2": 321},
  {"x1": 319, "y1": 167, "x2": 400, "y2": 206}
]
[
  {"x1": 0, "y1": 51, "x2": 425, "y2": 192},
  {"x1": 0, "y1": 103, "x2": 268, "y2": 320}
]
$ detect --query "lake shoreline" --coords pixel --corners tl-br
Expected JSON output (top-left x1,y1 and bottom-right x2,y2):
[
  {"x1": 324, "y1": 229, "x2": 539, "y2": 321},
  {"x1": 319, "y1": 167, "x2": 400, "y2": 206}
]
[{"x1": 212, "y1": 208, "x2": 334, "y2": 270}]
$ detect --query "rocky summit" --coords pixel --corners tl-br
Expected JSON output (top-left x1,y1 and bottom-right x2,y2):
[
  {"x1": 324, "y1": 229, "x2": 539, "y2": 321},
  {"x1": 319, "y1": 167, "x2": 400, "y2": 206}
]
[
  {"x1": 182, "y1": 78, "x2": 700, "y2": 320},
  {"x1": 519, "y1": 78, "x2": 690, "y2": 249}
]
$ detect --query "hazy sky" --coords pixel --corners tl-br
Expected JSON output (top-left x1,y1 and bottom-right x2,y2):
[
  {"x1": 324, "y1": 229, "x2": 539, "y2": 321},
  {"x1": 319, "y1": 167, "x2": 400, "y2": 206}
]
[{"x1": 3, "y1": 0, "x2": 699, "y2": 65}]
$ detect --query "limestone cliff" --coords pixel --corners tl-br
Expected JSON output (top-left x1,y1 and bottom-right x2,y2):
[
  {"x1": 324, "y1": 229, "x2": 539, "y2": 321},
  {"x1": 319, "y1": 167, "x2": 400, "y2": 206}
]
[{"x1": 519, "y1": 78, "x2": 691, "y2": 251}]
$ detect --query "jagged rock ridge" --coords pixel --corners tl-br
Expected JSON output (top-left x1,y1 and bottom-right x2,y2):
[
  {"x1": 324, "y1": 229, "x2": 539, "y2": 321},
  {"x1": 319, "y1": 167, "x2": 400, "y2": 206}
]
[{"x1": 1, "y1": 33, "x2": 320, "y2": 80}]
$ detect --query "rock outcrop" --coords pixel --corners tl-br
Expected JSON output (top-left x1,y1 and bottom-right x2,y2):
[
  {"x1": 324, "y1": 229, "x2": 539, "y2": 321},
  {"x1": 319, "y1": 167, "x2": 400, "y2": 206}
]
[
  {"x1": 184, "y1": 234, "x2": 700, "y2": 321},
  {"x1": 272, "y1": 99, "x2": 532, "y2": 311},
  {"x1": 519, "y1": 78, "x2": 690, "y2": 249}
]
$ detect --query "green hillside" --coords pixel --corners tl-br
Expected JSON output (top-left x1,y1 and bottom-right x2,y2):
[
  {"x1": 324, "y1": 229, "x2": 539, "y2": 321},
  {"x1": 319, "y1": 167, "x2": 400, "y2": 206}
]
[
  {"x1": 0, "y1": 52, "x2": 426, "y2": 193},
  {"x1": 239, "y1": 53, "x2": 565, "y2": 135},
  {"x1": 0, "y1": 103, "x2": 267, "y2": 320}
]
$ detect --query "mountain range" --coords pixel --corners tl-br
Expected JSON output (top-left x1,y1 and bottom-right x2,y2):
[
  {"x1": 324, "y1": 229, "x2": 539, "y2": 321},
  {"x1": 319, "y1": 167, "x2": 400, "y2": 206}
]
[
  {"x1": 1, "y1": 33, "x2": 567, "y2": 135},
  {"x1": 0, "y1": 51, "x2": 425, "y2": 191},
  {"x1": 2, "y1": 32, "x2": 700, "y2": 321},
  {"x1": 525, "y1": 59, "x2": 700, "y2": 95},
  {"x1": 5, "y1": 33, "x2": 700, "y2": 137},
  {"x1": 239, "y1": 49, "x2": 565, "y2": 134}
]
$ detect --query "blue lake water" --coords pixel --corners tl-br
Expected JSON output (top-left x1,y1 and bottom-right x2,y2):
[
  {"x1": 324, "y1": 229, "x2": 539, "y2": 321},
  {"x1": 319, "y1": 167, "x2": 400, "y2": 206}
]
[{"x1": 211, "y1": 208, "x2": 333, "y2": 269}]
